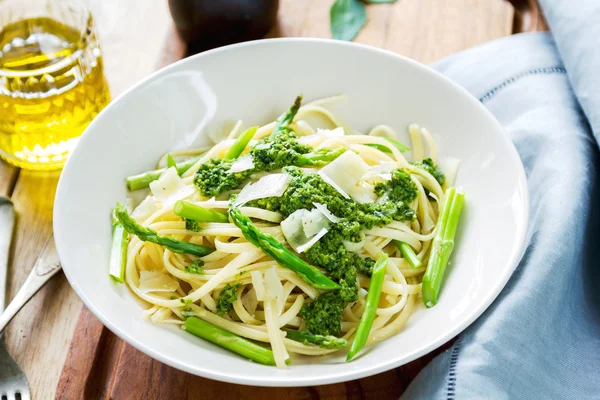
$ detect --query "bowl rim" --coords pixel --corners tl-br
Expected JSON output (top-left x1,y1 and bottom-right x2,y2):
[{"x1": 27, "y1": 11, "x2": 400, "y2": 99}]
[{"x1": 54, "y1": 37, "x2": 530, "y2": 387}]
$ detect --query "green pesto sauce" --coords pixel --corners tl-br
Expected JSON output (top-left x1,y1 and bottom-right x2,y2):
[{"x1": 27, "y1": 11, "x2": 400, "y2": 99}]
[
  {"x1": 374, "y1": 169, "x2": 418, "y2": 203},
  {"x1": 184, "y1": 259, "x2": 205, "y2": 274},
  {"x1": 193, "y1": 130, "x2": 311, "y2": 197},
  {"x1": 250, "y1": 166, "x2": 418, "y2": 336},
  {"x1": 191, "y1": 99, "x2": 440, "y2": 336},
  {"x1": 411, "y1": 158, "x2": 445, "y2": 186},
  {"x1": 250, "y1": 128, "x2": 312, "y2": 171},
  {"x1": 215, "y1": 283, "x2": 241, "y2": 316},
  {"x1": 185, "y1": 219, "x2": 202, "y2": 232},
  {"x1": 299, "y1": 291, "x2": 345, "y2": 336}
]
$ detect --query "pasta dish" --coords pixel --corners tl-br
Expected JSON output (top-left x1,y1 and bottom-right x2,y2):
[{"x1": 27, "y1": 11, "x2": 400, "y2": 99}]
[{"x1": 109, "y1": 95, "x2": 465, "y2": 367}]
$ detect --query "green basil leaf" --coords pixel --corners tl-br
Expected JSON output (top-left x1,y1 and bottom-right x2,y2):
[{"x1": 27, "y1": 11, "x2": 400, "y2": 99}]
[{"x1": 330, "y1": 0, "x2": 367, "y2": 41}]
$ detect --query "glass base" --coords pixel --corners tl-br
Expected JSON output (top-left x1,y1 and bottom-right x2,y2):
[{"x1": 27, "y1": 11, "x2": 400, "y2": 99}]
[{"x1": 0, "y1": 151, "x2": 66, "y2": 171}]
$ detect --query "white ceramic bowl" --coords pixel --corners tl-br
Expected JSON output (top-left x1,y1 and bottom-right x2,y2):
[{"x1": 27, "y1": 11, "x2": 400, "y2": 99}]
[{"x1": 54, "y1": 38, "x2": 528, "y2": 386}]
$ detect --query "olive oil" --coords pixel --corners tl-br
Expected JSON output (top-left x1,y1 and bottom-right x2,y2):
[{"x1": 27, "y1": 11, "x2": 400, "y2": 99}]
[{"x1": 0, "y1": 17, "x2": 110, "y2": 170}]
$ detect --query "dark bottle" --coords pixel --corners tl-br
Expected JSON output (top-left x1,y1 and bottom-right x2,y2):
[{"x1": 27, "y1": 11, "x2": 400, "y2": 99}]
[{"x1": 168, "y1": 0, "x2": 279, "y2": 53}]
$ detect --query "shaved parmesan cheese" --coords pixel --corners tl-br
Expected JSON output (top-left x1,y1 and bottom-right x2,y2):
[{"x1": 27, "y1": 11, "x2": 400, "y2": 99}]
[
  {"x1": 318, "y1": 151, "x2": 370, "y2": 199},
  {"x1": 296, "y1": 228, "x2": 328, "y2": 253},
  {"x1": 282, "y1": 208, "x2": 330, "y2": 252},
  {"x1": 318, "y1": 172, "x2": 350, "y2": 199},
  {"x1": 281, "y1": 209, "x2": 311, "y2": 252},
  {"x1": 302, "y1": 208, "x2": 329, "y2": 237},
  {"x1": 242, "y1": 288, "x2": 258, "y2": 315},
  {"x1": 227, "y1": 155, "x2": 255, "y2": 174},
  {"x1": 149, "y1": 167, "x2": 186, "y2": 202},
  {"x1": 438, "y1": 156, "x2": 461, "y2": 187},
  {"x1": 313, "y1": 203, "x2": 341, "y2": 223},
  {"x1": 362, "y1": 162, "x2": 396, "y2": 183},
  {"x1": 358, "y1": 288, "x2": 368, "y2": 300},
  {"x1": 131, "y1": 196, "x2": 158, "y2": 223},
  {"x1": 172, "y1": 185, "x2": 197, "y2": 203},
  {"x1": 251, "y1": 271, "x2": 266, "y2": 301},
  {"x1": 253, "y1": 142, "x2": 271, "y2": 151},
  {"x1": 349, "y1": 183, "x2": 377, "y2": 204},
  {"x1": 233, "y1": 173, "x2": 292, "y2": 206},
  {"x1": 139, "y1": 271, "x2": 180, "y2": 293},
  {"x1": 264, "y1": 267, "x2": 283, "y2": 301}
]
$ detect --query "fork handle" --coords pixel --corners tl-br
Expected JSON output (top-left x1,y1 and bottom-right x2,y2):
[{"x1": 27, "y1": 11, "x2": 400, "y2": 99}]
[
  {"x1": 0, "y1": 198, "x2": 15, "y2": 313},
  {"x1": 0, "y1": 237, "x2": 62, "y2": 333}
]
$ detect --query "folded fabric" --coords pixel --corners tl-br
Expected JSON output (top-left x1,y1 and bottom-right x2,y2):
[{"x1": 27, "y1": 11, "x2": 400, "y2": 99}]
[
  {"x1": 402, "y1": 33, "x2": 600, "y2": 399},
  {"x1": 538, "y1": 0, "x2": 600, "y2": 143}
]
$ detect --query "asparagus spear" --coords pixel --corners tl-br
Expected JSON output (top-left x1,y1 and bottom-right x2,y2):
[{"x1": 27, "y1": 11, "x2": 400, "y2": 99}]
[
  {"x1": 421, "y1": 187, "x2": 465, "y2": 308},
  {"x1": 114, "y1": 202, "x2": 214, "y2": 257},
  {"x1": 347, "y1": 253, "x2": 388, "y2": 362},
  {"x1": 229, "y1": 207, "x2": 339, "y2": 291},
  {"x1": 271, "y1": 95, "x2": 302, "y2": 137},
  {"x1": 395, "y1": 240, "x2": 421, "y2": 269},
  {"x1": 283, "y1": 329, "x2": 348, "y2": 349},
  {"x1": 224, "y1": 126, "x2": 259, "y2": 160},
  {"x1": 174, "y1": 201, "x2": 229, "y2": 223},
  {"x1": 126, "y1": 154, "x2": 204, "y2": 191},
  {"x1": 166, "y1": 154, "x2": 177, "y2": 168},
  {"x1": 365, "y1": 137, "x2": 410, "y2": 153},
  {"x1": 183, "y1": 317, "x2": 278, "y2": 365},
  {"x1": 296, "y1": 148, "x2": 347, "y2": 166},
  {"x1": 109, "y1": 209, "x2": 128, "y2": 283}
]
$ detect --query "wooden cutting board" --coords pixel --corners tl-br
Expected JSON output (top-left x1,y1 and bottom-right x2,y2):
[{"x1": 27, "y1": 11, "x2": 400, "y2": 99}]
[{"x1": 55, "y1": 1, "x2": 546, "y2": 398}]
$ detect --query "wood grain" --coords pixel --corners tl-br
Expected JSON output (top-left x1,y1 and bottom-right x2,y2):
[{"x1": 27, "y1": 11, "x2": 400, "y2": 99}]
[
  {"x1": 274, "y1": 0, "x2": 514, "y2": 63},
  {"x1": 100, "y1": 341, "x2": 451, "y2": 400},
  {"x1": 55, "y1": 307, "x2": 124, "y2": 400},
  {"x1": 4, "y1": 171, "x2": 82, "y2": 400},
  {"x1": 0, "y1": 163, "x2": 18, "y2": 198}
]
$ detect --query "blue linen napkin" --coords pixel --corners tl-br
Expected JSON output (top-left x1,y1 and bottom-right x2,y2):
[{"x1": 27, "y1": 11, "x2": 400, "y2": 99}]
[
  {"x1": 402, "y1": 33, "x2": 600, "y2": 399},
  {"x1": 538, "y1": 0, "x2": 600, "y2": 144}
]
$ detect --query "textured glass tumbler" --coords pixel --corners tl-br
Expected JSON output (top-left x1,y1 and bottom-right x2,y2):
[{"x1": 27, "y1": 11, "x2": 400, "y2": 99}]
[{"x1": 0, "y1": 0, "x2": 110, "y2": 170}]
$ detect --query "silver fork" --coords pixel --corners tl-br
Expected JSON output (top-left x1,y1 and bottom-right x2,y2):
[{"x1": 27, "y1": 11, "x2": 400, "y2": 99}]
[{"x1": 0, "y1": 196, "x2": 30, "y2": 400}]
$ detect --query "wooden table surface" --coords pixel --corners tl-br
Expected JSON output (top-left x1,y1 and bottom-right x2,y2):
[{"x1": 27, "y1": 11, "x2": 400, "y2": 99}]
[{"x1": 0, "y1": 1, "x2": 546, "y2": 398}]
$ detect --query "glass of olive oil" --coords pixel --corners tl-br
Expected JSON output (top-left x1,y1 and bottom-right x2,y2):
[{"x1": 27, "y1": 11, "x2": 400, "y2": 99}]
[{"x1": 0, "y1": 0, "x2": 110, "y2": 170}]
